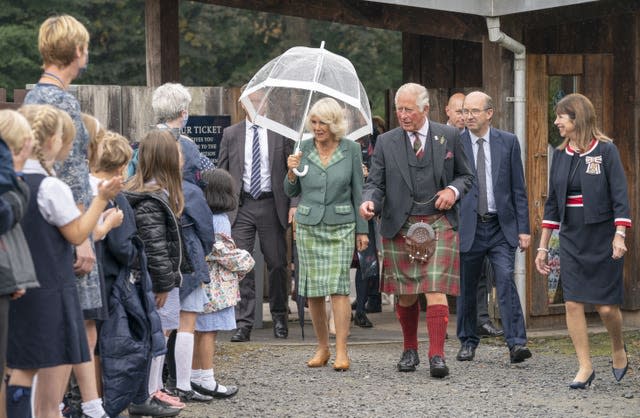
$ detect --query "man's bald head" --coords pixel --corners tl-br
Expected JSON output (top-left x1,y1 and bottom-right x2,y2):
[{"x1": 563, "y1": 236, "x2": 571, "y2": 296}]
[{"x1": 445, "y1": 93, "x2": 466, "y2": 130}]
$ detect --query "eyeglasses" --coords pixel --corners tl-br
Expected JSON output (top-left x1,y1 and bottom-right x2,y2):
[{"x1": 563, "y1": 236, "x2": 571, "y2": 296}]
[{"x1": 462, "y1": 108, "x2": 492, "y2": 117}]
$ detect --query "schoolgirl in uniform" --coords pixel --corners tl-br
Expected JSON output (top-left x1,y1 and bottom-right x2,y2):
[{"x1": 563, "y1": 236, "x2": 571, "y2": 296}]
[{"x1": 6, "y1": 104, "x2": 121, "y2": 418}]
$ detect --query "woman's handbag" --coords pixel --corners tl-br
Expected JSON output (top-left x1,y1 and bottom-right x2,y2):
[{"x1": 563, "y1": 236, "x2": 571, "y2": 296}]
[
  {"x1": 404, "y1": 221, "x2": 438, "y2": 264},
  {"x1": 0, "y1": 224, "x2": 38, "y2": 295}
]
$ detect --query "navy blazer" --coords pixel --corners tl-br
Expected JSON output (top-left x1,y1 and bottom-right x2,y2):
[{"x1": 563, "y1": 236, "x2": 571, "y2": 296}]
[
  {"x1": 542, "y1": 140, "x2": 631, "y2": 229},
  {"x1": 459, "y1": 127, "x2": 530, "y2": 252},
  {"x1": 363, "y1": 121, "x2": 473, "y2": 238}
]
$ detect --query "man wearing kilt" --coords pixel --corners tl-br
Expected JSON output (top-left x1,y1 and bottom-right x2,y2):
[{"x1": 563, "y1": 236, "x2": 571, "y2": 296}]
[{"x1": 360, "y1": 83, "x2": 473, "y2": 378}]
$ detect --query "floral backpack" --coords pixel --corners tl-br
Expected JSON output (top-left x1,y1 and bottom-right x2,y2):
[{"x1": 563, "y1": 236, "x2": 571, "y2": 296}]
[{"x1": 203, "y1": 233, "x2": 255, "y2": 313}]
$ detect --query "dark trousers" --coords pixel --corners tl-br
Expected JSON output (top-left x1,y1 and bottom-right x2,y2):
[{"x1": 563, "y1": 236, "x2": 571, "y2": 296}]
[
  {"x1": 232, "y1": 196, "x2": 288, "y2": 330},
  {"x1": 457, "y1": 219, "x2": 527, "y2": 348},
  {"x1": 355, "y1": 219, "x2": 380, "y2": 313},
  {"x1": 0, "y1": 295, "x2": 8, "y2": 381},
  {"x1": 476, "y1": 257, "x2": 493, "y2": 325}
]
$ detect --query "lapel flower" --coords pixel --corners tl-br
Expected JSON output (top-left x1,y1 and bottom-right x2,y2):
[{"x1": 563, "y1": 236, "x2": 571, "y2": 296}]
[
  {"x1": 445, "y1": 151, "x2": 454, "y2": 160},
  {"x1": 434, "y1": 135, "x2": 446, "y2": 145}
]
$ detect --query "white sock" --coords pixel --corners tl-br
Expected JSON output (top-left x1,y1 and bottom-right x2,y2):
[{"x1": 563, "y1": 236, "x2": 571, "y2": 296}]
[
  {"x1": 191, "y1": 369, "x2": 202, "y2": 384},
  {"x1": 81, "y1": 398, "x2": 106, "y2": 418},
  {"x1": 198, "y1": 368, "x2": 216, "y2": 390},
  {"x1": 148, "y1": 355, "x2": 165, "y2": 395},
  {"x1": 175, "y1": 332, "x2": 195, "y2": 391}
]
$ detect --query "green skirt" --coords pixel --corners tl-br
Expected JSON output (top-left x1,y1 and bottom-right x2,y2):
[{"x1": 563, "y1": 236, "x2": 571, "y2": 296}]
[{"x1": 296, "y1": 222, "x2": 355, "y2": 297}]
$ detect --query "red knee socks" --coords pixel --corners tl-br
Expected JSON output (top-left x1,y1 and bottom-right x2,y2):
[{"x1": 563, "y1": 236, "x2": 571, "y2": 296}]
[
  {"x1": 426, "y1": 304, "x2": 449, "y2": 358},
  {"x1": 396, "y1": 301, "x2": 419, "y2": 351}
]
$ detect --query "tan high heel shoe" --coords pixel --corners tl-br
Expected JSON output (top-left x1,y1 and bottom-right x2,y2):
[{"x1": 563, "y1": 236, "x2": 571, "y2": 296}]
[
  {"x1": 333, "y1": 356, "x2": 350, "y2": 371},
  {"x1": 307, "y1": 349, "x2": 331, "y2": 367}
]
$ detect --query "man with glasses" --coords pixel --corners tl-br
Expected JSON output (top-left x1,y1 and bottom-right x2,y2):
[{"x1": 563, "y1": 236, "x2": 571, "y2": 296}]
[
  {"x1": 446, "y1": 93, "x2": 504, "y2": 339},
  {"x1": 456, "y1": 91, "x2": 532, "y2": 364},
  {"x1": 360, "y1": 83, "x2": 473, "y2": 378}
]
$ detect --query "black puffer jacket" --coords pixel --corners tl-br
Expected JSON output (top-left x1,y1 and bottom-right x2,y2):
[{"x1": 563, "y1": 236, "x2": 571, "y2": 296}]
[{"x1": 124, "y1": 190, "x2": 192, "y2": 293}]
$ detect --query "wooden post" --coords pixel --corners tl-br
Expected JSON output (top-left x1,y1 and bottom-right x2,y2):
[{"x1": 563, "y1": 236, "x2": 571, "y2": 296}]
[{"x1": 145, "y1": 0, "x2": 180, "y2": 86}]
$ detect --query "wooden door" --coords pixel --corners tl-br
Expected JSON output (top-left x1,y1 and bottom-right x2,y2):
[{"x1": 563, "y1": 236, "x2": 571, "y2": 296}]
[{"x1": 526, "y1": 54, "x2": 613, "y2": 317}]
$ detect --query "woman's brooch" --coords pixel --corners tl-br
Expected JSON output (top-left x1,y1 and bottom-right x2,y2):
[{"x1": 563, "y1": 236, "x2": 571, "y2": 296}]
[{"x1": 585, "y1": 155, "x2": 602, "y2": 175}]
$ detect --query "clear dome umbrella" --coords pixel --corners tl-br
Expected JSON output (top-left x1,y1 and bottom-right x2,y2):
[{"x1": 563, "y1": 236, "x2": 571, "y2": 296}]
[{"x1": 240, "y1": 42, "x2": 372, "y2": 176}]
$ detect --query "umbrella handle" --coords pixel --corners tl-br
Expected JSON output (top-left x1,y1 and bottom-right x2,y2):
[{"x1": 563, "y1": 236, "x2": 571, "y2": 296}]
[{"x1": 293, "y1": 165, "x2": 309, "y2": 176}]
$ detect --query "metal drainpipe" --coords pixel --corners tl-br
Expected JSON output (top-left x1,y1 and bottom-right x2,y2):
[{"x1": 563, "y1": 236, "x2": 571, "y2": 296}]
[{"x1": 486, "y1": 16, "x2": 528, "y2": 323}]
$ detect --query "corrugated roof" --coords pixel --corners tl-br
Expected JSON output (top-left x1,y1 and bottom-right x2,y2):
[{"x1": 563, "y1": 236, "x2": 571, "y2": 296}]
[{"x1": 365, "y1": 0, "x2": 599, "y2": 16}]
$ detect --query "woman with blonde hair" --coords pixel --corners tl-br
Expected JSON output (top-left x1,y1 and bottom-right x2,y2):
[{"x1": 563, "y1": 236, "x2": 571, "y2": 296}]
[
  {"x1": 24, "y1": 15, "x2": 111, "y2": 418},
  {"x1": 535, "y1": 93, "x2": 631, "y2": 388},
  {"x1": 285, "y1": 97, "x2": 369, "y2": 371}
]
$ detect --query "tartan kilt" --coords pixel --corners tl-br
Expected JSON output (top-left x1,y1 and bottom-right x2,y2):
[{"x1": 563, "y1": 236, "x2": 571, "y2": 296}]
[
  {"x1": 381, "y1": 214, "x2": 460, "y2": 296},
  {"x1": 297, "y1": 222, "x2": 355, "y2": 297}
]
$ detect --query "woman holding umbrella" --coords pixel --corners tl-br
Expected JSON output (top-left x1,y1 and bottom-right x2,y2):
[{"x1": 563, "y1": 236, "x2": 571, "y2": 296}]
[{"x1": 285, "y1": 97, "x2": 369, "y2": 371}]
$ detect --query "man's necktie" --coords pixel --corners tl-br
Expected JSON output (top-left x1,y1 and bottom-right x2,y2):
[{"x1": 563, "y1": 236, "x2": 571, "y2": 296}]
[
  {"x1": 413, "y1": 133, "x2": 423, "y2": 159},
  {"x1": 476, "y1": 138, "x2": 488, "y2": 215},
  {"x1": 250, "y1": 125, "x2": 262, "y2": 199}
]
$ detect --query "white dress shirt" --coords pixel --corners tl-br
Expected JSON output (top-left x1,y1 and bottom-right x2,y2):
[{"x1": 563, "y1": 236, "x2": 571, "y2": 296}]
[
  {"x1": 469, "y1": 128, "x2": 496, "y2": 213},
  {"x1": 243, "y1": 121, "x2": 272, "y2": 193}
]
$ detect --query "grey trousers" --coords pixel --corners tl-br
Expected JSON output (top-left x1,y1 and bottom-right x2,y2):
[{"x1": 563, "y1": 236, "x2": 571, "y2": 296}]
[{"x1": 232, "y1": 196, "x2": 288, "y2": 330}]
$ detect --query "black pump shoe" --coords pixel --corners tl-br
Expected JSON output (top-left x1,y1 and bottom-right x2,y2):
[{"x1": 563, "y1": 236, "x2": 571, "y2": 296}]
[
  {"x1": 612, "y1": 344, "x2": 629, "y2": 382},
  {"x1": 569, "y1": 370, "x2": 595, "y2": 389}
]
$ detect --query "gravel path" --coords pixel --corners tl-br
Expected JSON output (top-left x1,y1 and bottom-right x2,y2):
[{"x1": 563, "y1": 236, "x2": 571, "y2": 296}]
[{"x1": 179, "y1": 337, "x2": 639, "y2": 418}]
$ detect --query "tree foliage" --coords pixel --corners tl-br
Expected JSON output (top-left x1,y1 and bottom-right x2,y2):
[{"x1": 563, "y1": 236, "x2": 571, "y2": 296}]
[{"x1": 0, "y1": 0, "x2": 400, "y2": 116}]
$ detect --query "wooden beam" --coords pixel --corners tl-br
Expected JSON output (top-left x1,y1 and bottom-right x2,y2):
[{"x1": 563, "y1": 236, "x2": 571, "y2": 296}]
[
  {"x1": 145, "y1": 0, "x2": 180, "y2": 86},
  {"x1": 197, "y1": 0, "x2": 485, "y2": 42}
]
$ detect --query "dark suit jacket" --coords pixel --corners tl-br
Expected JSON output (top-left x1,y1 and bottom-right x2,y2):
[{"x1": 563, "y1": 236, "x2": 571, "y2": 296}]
[
  {"x1": 459, "y1": 127, "x2": 530, "y2": 253},
  {"x1": 363, "y1": 121, "x2": 473, "y2": 239},
  {"x1": 217, "y1": 121, "x2": 295, "y2": 229}
]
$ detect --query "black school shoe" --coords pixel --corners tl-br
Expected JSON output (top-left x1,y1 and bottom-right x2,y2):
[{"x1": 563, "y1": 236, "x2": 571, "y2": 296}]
[
  {"x1": 191, "y1": 381, "x2": 239, "y2": 399},
  {"x1": 128, "y1": 397, "x2": 180, "y2": 417}
]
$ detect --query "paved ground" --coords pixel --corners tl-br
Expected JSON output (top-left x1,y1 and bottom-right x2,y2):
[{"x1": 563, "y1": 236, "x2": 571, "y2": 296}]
[{"x1": 172, "y1": 304, "x2": 640, "y2": 418}]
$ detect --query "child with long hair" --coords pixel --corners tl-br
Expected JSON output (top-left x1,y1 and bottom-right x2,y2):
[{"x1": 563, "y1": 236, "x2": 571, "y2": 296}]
[
  {"x1": 192, "y1": 169, "x2": 250, "y2": 399},
  {"x1": 5, "y1": 104, "x2": 121, "y2": 418},
  {"x1": 124, "y1": 129, "x2": 191, "y2": 414},
  {"x1": 162, "y1": 133, "x2": 215, "y2": 403}
]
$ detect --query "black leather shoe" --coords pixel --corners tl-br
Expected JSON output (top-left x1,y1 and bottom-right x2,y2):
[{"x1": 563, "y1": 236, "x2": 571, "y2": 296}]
[
  {"x1": 477, "y1": 321, "x2": 504, "y2": 338},
  {"x1": 509, "y1": 344, "x2": 532, "y2": 363},
  {"x1": 397, "y1": 349, "x2": 420, "y2": 372},
  {"x1": 174, "y1": 388, "x2": 213, "y2": 403},
  {"x1": 456, "y1": 344, "x2": 476, "y2": 361},
  {"x1": 230, "y1": 328, "x2": 251, "y2": 342},
  {"x1": 272, "y1": 313, "x2": 288, "y2": 338},
  {"x1": 354, "y1": 311, "x2": 373, "y2": 328},
  {"x1": 429, "y1": 355, "x2": 450, "y2": 378},
  {"x1": 191, "y1": 381, "x2": 239, "y2": 399},
  {"x1": 129, "y1": 397, "x2": 180, "y2": 417}
]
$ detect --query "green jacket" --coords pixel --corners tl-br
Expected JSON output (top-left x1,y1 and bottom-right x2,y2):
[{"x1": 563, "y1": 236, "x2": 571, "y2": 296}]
[{"x1": 284, "y1": 138, "x2": 368, "y2": 234}]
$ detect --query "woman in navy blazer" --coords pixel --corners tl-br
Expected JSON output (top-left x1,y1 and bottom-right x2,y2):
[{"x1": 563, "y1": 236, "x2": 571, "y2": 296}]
[
  {"x1": 535, "y1": 94, "x2": 631, "y2": 388},
  {"x1": 285, "y1": 98, "x2": 369, "y2": 372}
]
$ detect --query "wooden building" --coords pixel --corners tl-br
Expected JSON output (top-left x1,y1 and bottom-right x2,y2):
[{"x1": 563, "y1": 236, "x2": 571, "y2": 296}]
[
  {"x1": 143, "y1": 0, "x2": 637, "y2": 329},
  {"x1": 106, "y1": 0, "x2": 640, "y2": 327}
]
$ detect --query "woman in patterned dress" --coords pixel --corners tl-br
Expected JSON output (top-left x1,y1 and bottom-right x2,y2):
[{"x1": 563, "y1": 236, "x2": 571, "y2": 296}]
[{"x1": 23, "y1": 15, "x2": 111, "y2": 418}]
